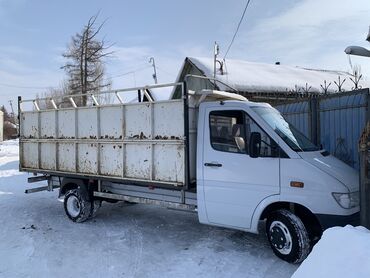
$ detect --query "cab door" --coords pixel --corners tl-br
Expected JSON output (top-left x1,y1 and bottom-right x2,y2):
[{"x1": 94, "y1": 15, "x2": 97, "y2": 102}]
[{"x1": 202, "y1": 108, "x2": 280, "y2": 229}]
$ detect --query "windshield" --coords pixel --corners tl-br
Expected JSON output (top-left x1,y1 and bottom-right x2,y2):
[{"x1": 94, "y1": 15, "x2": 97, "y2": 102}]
[{"x1": 251, "y1": 106, "x2": 319, "y2": 152}]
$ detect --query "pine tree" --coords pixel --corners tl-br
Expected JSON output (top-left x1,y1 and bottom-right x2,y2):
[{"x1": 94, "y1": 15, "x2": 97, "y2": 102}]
[{"x1": 62, "y1": 14, "x2": 113, "y2": 106}]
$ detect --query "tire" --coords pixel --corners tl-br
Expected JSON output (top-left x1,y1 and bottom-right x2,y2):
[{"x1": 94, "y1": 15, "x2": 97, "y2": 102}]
[
  {"x1": 89, "y1": 200, "x2": 102, "y2": 218},
  {"x1": 64, "y1": 188, "x2": 92, "y2": 223},
  {"x1": 266, "y1": 209, "x2": 311, "y2": 263}
]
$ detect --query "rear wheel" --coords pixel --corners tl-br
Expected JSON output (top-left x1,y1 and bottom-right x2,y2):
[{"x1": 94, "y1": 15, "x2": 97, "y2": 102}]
[
  {"x1": 64, "y1": 188, "x2": 92, "y2": 223},
  {"x1": 266, "y1": 209, "x2": 310, "y2": 263}
]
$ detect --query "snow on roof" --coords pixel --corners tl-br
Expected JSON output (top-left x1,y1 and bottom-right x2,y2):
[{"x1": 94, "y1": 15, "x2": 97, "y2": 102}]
[
  {"x1": 292, "y1": 225, "x2": 370, "y2": 278},
  {"x1": 186, "y1": 57, "x2": 368, "y2": 94}
]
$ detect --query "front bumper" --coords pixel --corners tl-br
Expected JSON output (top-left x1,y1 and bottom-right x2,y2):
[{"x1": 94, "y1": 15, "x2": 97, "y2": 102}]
[{"x1": 315, "y1": 212, "x2": 360, "y2": 230}]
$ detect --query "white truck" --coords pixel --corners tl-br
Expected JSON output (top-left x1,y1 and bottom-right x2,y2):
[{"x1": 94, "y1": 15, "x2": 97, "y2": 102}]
[{"x1": 18, "y1": 79, "x2": 359, "y2": 263}]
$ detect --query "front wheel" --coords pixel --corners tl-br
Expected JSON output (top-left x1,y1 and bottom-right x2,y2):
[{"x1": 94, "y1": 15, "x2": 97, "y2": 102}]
[
  {"x1": 64, "y1": 188, "x2": 92, "y2": 223},
  {"x1": 266, "y1": 209, "x2": 311, "y2": 263}
]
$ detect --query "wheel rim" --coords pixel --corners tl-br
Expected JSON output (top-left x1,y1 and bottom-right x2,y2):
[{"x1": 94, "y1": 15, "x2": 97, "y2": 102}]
[
  {"x1": 66, "y1": 195, "x2": 81, "y2": 218},
  {"x1": 269, "y1": 221, "x2": 293, "y2": 255}
]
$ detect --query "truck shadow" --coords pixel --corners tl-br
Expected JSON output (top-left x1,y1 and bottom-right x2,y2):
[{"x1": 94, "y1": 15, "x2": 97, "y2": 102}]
[{"x1": 94, "y1": 201, "x2": 271, "y2": 255}]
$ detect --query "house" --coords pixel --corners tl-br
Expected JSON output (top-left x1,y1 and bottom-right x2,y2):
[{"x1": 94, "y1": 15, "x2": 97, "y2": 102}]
[{"x1": 171, "y1": 57, "x2": 364, "y2": 103}]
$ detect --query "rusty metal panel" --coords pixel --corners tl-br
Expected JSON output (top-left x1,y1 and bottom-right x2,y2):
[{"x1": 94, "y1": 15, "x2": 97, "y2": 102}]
[
  {"x1": 22, "y1": 112, "x2": 39, "y2": 139},
  {"x1": 40, "y1": 111, "x2": 56, "y2": 139},
  {"x1": 40, "y1": 143, "x2": 56, "y2": 170},
  {"x1": 78, "y1": 108, "x2": 98, "y2": 139},
  {"x1": 22, "y1": 142, "x2": 38, "y2": 168},
  {"x1": 100, "y1": 106, "x2": 123, "y2": 139},
  {"x1": 153, "y1": 102, "x2": 184, "y2": 139},
  {"x1": 58, "y1": 143, "x2": 75, "y2": 171},
  {"x1": 78, "y1": 143, "x2": 98, "y2": 174},
  {"x1": 125, "y1": 104, "x2": 151, "y2": 139},
  {"x1": 20, "y1": 97, "x2": 187, "y2": 186},
  {"x1": 125, "y1": 144, "x2": 151, "y2": 180},
  {"x1": 58, "y1": 109, "x2": 75, "y2": 138},
  {"x1": 153, "y1": 144, "x2": 184, "y2": 182},
  {"x1": 100, "y1": 143, "x2": 123, "y2": 176}
]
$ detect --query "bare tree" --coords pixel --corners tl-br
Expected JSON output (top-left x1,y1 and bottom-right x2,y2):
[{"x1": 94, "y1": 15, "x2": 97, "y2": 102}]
[
  {"x1": 62, "y1": 14, "x2": 113, "y2": 106},
  {"x1": 1, "y1": 106, "x2": 17, "y2": 139},
  {"x1": 36, "y1": 80, "x2": 71, "y2": 109}
]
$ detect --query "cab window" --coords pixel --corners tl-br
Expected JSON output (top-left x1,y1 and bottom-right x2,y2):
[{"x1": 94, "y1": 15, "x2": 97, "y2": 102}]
[
  {"x1": 209, "y1": 110, "x2": 280, "y2": 158},
  {"x1": 210, "y1": 110, "x2": 245, "y2": 153}
]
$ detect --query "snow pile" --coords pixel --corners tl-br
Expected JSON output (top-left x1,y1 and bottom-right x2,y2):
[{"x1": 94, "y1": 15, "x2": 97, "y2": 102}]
[
  {"x1": 0, "y1": 139, "x2": 19, "y2": 156},
  {"x1": 292, "y1": 225, "x2": 370, "y2": 278},
  {"x1": 0, "y1": 139, "x2": 19, "y2": 165},
  {"x1": 186, "y1": 57, "x2": 368, "y2": 94}
]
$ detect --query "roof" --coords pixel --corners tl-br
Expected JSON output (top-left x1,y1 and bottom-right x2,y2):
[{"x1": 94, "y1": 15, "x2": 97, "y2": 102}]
[{"x1": 180, "y1": 57, "x2": 367, "y2": 94}]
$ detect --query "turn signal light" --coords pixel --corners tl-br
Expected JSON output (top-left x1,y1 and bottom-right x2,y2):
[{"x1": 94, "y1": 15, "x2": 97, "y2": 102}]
[{"x1": 290, "y1": 181, "x2": 304, "y2": 188}]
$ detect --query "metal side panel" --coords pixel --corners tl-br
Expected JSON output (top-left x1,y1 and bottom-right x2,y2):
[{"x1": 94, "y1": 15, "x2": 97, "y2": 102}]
[
  {"x1": 21, "y1": 142, "x2": 38, "y2": 168},
  {"x1": 100, "y1": 106, "x2": 123, "y2": 139},
  {"x1": 100, "y1": 143, "x2": 123, "y2": 176},
  {"x1": 153, "y1": 101, "x2": 184, "y2": 139},
  {"x1": 78, "y1": 108, "x2": 98, "y2": 139},
  {"x1": 58, "y1": 109, "x2": 75, "y2": 138},
  {"x1": 21, "y1": 112, "x2": 39, "y2": 139},
  {"x1": 58, "y1": 143, "x2": 76, "y2": 171},
  {"x1": 125, "y1": 144, "x2": 151, "y2": 180},
  {"x1": 40, "y1": 142, "x2": 56, "y2": 170},
  {"x1": 40, "y1": 111, "x2": 56, "y2": 139},
  {"x1": 153, "y1": 144, "x2": 184, "y2": 182},
  {"x1": 78, "y1": 143, "x2": 98, "y2": 174},
  {"x1": 125, "y1": 104, "x2": 151, "y2": 138}
]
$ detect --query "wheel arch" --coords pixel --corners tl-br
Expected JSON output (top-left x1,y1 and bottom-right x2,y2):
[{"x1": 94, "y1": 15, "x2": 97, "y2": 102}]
[
  {"x1": 259, "y1": 201, "x2": 322, "y2": 239},
  {"x1": 59, "y1": 178, "x2": 89, "y2": 198}
]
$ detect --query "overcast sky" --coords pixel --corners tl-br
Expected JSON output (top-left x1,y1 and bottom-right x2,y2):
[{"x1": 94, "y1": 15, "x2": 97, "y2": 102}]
[{"x1": 0, "y1": 0, "x2": 369, "y2": 110}]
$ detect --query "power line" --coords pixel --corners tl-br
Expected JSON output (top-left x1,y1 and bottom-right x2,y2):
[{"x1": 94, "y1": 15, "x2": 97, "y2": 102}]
[
  {"x1": 223, "y1": 0, "x2": 252, "y2": 59},
  {"x1": 0, "y1": 82, "x2": 55, "y2": 90},
  {"x1": 156, "y1": 66, "x2": 177, "y2": 78},
  {"x1": 108, "y1": 62, "x2": 148, "y2": 76},
  {"x1": 109, "y1": 65, "x2": 151, "y2": 79},
  {"x1": 0, "y1": 65, "x2": 152, "y2": 90}
]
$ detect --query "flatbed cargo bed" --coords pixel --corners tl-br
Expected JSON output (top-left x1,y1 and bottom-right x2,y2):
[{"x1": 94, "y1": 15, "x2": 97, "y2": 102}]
[{"x1": 19, "y1": 83, "x2": 195, "y2": 189}]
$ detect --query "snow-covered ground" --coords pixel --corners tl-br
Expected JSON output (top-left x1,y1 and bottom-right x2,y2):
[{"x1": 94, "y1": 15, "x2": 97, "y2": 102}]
[
  {"x1": 293, "y1": 225, "x2": 370, "y2": 278},
  {"x1": 0, "y1": 140, "x2": 298, "y2": 278}
]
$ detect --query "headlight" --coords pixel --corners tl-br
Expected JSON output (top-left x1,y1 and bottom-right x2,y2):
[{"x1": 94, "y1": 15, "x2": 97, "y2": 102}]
[{"x1": 332, "y1": 191, "x2": 359, "y2": 209}]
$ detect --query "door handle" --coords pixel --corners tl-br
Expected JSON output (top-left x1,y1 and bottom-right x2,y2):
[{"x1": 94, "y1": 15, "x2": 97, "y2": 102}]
[{"x1": 204, "y1": 162, "x2": 222, "y2": 167}]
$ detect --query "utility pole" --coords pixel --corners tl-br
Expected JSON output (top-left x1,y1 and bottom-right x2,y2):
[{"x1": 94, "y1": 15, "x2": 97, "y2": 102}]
[
  {"x1": 213, "y1": 41, "x2": 219, "y2": 80},
  {"x1": 149, "y1": 57, "x2": 158, "y2": 84},
  {"x1": 8, "y1": 100, "x2": 16, "y2": 123}
]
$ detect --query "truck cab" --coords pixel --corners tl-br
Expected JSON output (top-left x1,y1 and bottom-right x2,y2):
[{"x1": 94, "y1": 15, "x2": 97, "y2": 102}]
[{"x1": 195, "y1": 98, "x2": 359, "y2": 262}]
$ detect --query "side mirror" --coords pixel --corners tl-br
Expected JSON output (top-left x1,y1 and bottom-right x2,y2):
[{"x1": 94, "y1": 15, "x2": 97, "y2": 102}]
[{"x1": 249, "y1": 132, "x2": 261, "y2": 158}]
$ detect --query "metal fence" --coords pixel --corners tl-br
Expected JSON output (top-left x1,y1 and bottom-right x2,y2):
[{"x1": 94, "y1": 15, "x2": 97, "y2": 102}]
[{"x1": 275, "y1": 88, "x2": 370, "y2": 169}]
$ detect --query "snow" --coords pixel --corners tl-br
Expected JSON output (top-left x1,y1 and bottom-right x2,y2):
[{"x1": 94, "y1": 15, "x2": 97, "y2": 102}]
[
  {"x1": 0, "y1": 139, "x2": 297, "y2": 278},
  {"x1": 186, "y1": 57, "x2": 369, "y2": 94},
  {"x1": 292, "y1": 225, "x2": 370, "y2": 278}
]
